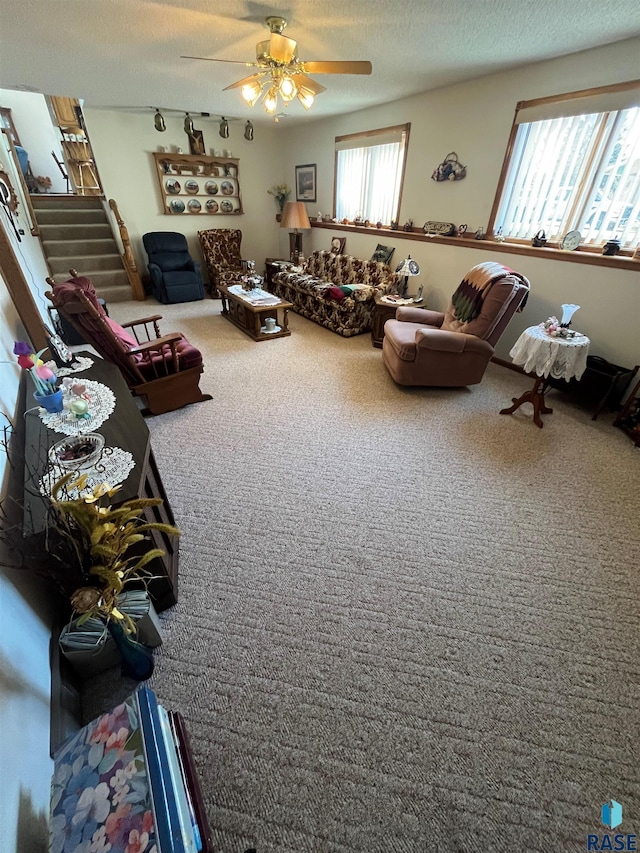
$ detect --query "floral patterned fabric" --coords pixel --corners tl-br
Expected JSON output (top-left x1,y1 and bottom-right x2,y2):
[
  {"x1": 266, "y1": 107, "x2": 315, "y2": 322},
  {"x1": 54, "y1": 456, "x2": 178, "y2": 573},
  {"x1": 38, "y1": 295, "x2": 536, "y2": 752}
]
[
  {"x1": 198, "y1": 228, "x2": 247, "y2": 296},
  {"x1": 271, "y1": 250, "x2": 396, "y2": 336},
  {"x1": 50, "y1": 694, "x2": 159, "y2": 853}
]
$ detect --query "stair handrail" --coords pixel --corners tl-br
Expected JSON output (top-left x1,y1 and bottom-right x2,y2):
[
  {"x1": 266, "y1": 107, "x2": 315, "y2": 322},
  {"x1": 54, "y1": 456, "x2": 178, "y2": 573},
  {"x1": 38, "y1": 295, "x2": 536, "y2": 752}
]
[{"x1": 107, "y1": 199, "x2": 145, "y2": 301}]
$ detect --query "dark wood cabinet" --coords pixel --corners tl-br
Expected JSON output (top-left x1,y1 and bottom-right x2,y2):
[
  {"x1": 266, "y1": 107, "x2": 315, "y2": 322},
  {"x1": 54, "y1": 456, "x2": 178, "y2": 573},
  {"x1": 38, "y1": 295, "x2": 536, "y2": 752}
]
[
  {"x1": 19, "y1": 355, "x2": 180, "y2": 752},
  {"x1": 614, "y1": 375, "x2": 640, "y2": 446},
  {"x1": 23, "y1": 355, "x2": 179, "y2": 612}
]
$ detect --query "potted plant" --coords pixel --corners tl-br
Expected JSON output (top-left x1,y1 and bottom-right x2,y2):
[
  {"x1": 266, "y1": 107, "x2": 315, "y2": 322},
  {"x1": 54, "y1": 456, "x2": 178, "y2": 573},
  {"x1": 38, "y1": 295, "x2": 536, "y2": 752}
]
[{"x1": 50, "y1": 473, "x2": 181, "y2": 680}]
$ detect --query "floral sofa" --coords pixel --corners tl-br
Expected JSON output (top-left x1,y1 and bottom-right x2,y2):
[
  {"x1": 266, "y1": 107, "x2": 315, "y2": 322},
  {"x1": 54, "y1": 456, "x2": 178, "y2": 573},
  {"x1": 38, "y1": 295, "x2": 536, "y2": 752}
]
[{"x1": 270, "y1": 250, "x2": 397, "y2": 336}]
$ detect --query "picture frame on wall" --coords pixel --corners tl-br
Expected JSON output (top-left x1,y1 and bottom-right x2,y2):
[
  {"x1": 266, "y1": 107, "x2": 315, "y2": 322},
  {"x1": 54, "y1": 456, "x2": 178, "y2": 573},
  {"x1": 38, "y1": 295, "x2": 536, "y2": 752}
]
[
  {"x1": 188, "y1": 130, "x2": 205, "y2": 155},
  {"x1": 330, "y1": 236, "x2": 346, "y2": 254},
  {"x1": 296, "y1": 164, "x2": 316, "y2": 202}
]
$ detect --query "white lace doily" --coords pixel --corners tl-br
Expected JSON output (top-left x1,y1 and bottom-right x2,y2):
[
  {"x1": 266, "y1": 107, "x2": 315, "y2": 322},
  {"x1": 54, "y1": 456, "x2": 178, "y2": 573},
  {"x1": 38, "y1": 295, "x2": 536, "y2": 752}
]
[
  {"x1": 509, "y1": 325, "x2": 590, "y2": 381},
  {"x1": 56, "y1": 356, "x2": 94, "y2": 376},
  {"x1": 39, "y1": 446, "x2": 135, "y2": 498},
  {"x1": 38, "y1": 380, "x2": 116, "y2": 435}
]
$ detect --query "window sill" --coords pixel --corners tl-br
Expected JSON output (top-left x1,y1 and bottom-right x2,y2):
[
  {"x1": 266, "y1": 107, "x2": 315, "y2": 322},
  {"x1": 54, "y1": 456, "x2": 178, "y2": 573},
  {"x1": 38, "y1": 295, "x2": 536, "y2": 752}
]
[{"x1": 310, "y1": 221, "x2": 639, "y2": 270}]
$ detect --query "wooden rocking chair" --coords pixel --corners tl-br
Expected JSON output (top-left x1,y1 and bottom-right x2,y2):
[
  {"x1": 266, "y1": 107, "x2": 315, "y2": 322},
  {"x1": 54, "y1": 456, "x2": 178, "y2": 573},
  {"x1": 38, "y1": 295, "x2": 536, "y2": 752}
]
[{"x1": 46, "y1": 271, "x2": 212, "y2": 416}]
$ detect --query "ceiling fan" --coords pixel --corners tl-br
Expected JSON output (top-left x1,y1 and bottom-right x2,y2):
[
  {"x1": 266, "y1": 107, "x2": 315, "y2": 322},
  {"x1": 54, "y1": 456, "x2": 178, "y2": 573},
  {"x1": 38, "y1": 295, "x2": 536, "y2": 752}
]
[{"x1": 181, "y1": 16, "x2": 372, "y2": 115}]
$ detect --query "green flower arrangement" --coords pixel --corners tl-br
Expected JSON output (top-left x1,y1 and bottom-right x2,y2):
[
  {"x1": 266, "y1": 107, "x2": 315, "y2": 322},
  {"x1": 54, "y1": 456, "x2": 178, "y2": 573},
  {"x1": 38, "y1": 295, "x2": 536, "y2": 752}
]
[
  {"x1": 51, "y1": 473, "x2": 181, "y2": 634},
  {"x1": 268, "y1": 183, "x2": 291, "y2": 213}
]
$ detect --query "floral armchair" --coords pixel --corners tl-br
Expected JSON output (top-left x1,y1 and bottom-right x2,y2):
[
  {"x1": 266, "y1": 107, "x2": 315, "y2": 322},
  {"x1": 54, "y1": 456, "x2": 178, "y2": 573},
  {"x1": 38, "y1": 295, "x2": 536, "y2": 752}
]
[{"x1": 197, "y1": 228, "x2": 249, "y2": 297}]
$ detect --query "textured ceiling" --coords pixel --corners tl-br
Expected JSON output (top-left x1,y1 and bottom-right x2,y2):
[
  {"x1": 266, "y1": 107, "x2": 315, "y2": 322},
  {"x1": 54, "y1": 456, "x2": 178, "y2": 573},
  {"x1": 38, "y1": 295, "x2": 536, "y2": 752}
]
[{"x1": 1, "y1": 0, "x2": 639, "y2": 123}]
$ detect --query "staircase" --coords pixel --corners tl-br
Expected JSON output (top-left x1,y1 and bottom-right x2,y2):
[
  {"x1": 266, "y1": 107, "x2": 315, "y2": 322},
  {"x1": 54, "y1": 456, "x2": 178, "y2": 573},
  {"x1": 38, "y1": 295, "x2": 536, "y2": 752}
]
[{"x1": 31, "y1": 194, "x2": 134, "y2": 303}]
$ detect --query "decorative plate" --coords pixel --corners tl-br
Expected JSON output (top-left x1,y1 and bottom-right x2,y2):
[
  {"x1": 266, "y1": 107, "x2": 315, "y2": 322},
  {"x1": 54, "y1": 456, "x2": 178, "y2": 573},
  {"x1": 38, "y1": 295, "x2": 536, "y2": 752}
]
[
  {"x1": 169, "y1": 199, "x2": 185, "y2": 213},
  {"x1": 220, "y1": 199, "x2": 233, "y2": 213},
  {"x1": 221, "y1": 180, "x2": 234, "y2": 195},
  {"x1": 423, "y1": 221, "x2": 456, "y2": 235},
  {"x1": 205, "y1": 199, "x2": 219, "y2": 213},
  {"x1": 187, "y1": 198, "x2": 201, "y2": 213},
  {"x1": 165, "y1": 179, "x2": 181, "y2": 194},
  {"x1": 205, "y1": 180, "x2": 219, "y2": 195},
  {"x1": 561, "y1": 229, "x2": 582, "y2": 251},
  {"x1": 185, "y1": 179, "x2": 199, "y2": 194}
]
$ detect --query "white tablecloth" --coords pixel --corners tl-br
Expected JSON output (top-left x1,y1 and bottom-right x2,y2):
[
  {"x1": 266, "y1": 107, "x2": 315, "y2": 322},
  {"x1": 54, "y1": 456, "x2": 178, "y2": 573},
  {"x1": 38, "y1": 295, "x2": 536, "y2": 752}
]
[{"x1": 509, "y1": 325, "x2": 590, "y2": 381}]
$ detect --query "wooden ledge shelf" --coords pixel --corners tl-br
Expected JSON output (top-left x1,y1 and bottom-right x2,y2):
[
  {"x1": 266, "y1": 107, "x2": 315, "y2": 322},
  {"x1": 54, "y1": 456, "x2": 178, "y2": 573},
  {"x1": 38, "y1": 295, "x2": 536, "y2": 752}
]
[{"x1": 310, "y1": 221, "x2": 639, "y2": 270}]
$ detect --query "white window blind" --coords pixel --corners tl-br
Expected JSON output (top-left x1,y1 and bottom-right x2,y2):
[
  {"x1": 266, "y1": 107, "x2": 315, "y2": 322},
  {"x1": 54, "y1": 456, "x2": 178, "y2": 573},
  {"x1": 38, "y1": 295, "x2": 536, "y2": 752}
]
[
  {"x1": 334, "y1": 125, "x2": 408, "y2": 224},
  {"x1": 494, "y1": 82, "x2": 640, "y2": 249}
]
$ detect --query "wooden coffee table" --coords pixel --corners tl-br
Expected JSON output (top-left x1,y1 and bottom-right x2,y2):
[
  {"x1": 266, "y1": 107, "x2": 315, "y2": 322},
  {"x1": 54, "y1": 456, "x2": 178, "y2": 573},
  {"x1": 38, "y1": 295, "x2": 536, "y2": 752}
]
[{"x1": 218, "y1": 283, "x2": 293, "y2": 342}]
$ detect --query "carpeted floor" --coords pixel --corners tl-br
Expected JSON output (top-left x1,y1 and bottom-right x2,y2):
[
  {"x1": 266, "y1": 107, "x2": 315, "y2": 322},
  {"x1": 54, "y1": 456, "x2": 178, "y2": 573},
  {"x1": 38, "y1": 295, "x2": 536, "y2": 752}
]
[{"x1": 83, "y1": 298, "x2": 640, "y2": 853}]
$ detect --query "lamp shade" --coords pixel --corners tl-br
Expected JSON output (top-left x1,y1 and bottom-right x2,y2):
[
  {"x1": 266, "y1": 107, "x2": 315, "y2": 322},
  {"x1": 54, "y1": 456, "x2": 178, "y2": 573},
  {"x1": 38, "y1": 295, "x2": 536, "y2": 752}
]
[
  {"x1": 395, "y1": 256, "x2": 420, "y2": 277},
  {"x1": 280, "y1": 201, "x2": 311, "y2": 230}
]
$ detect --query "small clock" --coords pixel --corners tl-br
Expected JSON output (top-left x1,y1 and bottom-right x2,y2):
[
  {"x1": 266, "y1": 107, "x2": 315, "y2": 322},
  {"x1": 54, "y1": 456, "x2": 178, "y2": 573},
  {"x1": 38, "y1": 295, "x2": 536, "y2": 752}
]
[{"x1": 561, "y1": 230, "x2": 582, "y2": 251}]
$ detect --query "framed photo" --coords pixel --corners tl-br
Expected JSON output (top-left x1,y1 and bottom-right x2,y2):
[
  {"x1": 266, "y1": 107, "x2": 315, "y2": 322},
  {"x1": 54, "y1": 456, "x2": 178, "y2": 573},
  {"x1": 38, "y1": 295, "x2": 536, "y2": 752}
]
[
  {"x1": 330, "y1": 236, "x2": 346, "y2": 255},
  {"x1": 188, "y1": 129, "x2": 205, "y2": 155},
  {"x1": 371, "y1": 244, "x2": 395, "y2": 264},
  {"x1": 295, "y1": 164, "x2": 316, "y2": 202}
]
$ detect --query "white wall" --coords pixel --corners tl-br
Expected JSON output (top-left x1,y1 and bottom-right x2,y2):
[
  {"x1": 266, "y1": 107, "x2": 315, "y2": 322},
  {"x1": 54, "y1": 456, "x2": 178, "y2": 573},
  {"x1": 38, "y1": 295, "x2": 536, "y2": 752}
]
[
  {"x1": 82, "y1": 110, "x2": 289, "y2": 282},
  {"x1": 0, "y1": 90, "x2": 67, "y2": 194},
  {"x1": 279, "y1": 37, "x2": 640, "y2": 366},
  {"x1": 0, "y1": 269, "x2": 53, "y2": 853}
]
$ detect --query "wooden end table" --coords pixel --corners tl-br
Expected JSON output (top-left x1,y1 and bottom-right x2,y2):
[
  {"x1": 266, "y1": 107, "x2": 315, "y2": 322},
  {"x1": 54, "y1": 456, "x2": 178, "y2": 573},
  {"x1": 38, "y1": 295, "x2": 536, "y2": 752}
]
[
  {"x1": 218, "y1": 282, "x2": 293, "y2": 342},
  {"x1": 371, "y1": 293, "x2": 428, "y2": 348},
  {"x1": 500, "y1": 325, "x2": 590, "y2": 428}
]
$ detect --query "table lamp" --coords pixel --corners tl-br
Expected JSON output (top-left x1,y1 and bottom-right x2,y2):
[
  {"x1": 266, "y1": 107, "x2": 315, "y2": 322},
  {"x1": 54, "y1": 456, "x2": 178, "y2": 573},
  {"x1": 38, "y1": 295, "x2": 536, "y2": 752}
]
[
  {"x1": 394, "y1": 255, "x2": 420, "y2": 297},
  {"x1": 280, "y1": 201, "x2": 311, "y2": 264}
]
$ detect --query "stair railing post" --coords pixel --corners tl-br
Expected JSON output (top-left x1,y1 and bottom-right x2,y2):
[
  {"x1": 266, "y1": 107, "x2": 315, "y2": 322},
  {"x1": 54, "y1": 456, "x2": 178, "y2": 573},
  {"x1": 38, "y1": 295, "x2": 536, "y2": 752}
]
[{"x1": 107, "y1": 199, "x2": 145, "y2": 301}]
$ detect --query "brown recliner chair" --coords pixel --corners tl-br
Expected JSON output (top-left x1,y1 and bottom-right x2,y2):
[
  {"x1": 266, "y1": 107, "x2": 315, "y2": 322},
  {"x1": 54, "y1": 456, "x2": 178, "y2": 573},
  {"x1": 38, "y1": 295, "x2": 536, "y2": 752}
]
[
  {"x1": 382, "y1": 262, "x2": 530, "y2": 387},
  {"x1": 46, "y1": 271, "x2": 212, "y2": 416}
]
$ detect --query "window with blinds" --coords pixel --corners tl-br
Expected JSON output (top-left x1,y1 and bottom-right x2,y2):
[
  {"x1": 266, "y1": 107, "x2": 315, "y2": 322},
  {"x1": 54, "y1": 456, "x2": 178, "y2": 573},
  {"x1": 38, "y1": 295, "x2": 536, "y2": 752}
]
[
  {"x1": 334, "y1": 124, "x2": 410, "y2": 224},
  {"x1": 491, "y1": 81, "x2": 640, "y2": 250}
]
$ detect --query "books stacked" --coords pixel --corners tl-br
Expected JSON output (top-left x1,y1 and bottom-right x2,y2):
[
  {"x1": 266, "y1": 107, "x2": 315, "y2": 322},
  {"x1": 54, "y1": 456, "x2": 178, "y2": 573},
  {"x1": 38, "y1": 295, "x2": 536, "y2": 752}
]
[
  {"x1": 380, "y1": 294, "x2": 416, "y2": 305},
  {"x1": 50, "y1": 687, "x2": 213, "y2": 852},
  {"x1": 59, "y1": 590, "x2": 162, "y2": 676},
  {"x1": 228, "y1": 283, "x2": 281, "y2": 305}
]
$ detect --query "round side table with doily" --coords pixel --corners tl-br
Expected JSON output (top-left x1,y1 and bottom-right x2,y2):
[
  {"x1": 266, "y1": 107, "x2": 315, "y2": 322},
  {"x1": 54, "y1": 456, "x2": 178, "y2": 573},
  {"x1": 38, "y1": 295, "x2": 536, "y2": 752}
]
[{"x1": 500, "y1": 324, "x2": 590, "y2": 428}]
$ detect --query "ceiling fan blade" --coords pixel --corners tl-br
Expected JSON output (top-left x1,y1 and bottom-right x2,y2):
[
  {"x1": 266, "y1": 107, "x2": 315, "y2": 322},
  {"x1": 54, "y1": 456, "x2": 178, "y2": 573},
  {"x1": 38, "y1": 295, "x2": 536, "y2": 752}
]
[
  {"x1": 181, "y1": 55, "x2": 257, "y2": 66},
  {"x1": 292, "y1": 73, "x2": 326, "y2": 95},
  {"x1": 302, "y1": 60, "x2": 372, "y2": 75},
  {"x1": 269, "y1": 32, "x2": 297, "y2": 63},
  {"x1": 223, "y1": 72, "x2": 267, "y2": 92}
]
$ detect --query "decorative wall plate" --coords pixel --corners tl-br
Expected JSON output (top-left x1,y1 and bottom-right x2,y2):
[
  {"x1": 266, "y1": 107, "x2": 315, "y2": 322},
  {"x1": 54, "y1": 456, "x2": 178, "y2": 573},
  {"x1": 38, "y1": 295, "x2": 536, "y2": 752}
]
[
  {"x1": 169, "y1": 199, "x2": 185, "y2": 213},
  {"x1": 423, "y1": 221, "x2": 456, "y2": 235},
  {"x1": 561, "y1": 229, "x2": 582, "y2": 251},
  {"x1": 185, "y1": 179, "x2": 199, "y2": 193},
  {"x1": 205, "y1": 180, "x2": 218, "y2": 195},
  {"x1": 220, "y1": 199, "x2": 234, "y2": 213},
  {"x1": 187, "y1": 199, "x2": 201, "y2": 213},
  {"x1": 221, "y1": 180, "x2": 234, "y2": 195},
  {"x1": 205, "y1": 199, "x2": 219, "y2": 212},
  {"x1": 166, "y1": 179, "x2": 181, "y2": 194}
]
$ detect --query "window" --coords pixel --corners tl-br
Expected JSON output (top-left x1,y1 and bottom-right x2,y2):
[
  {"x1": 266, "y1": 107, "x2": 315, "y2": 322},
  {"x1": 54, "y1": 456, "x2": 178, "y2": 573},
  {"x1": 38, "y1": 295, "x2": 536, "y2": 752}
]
[
  {"x1": 490, "y1": 81, "x2": 640, "y2": 250},
  {"x1": 334, "y1": 124, "x2": 410, "y2": 225}
]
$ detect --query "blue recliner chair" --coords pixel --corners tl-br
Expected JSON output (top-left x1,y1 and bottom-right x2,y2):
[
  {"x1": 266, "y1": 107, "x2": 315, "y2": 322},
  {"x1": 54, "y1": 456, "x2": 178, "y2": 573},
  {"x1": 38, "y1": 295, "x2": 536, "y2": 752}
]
[{"x1": 143, "y1": 232, "x2": 205, "y2": 304}]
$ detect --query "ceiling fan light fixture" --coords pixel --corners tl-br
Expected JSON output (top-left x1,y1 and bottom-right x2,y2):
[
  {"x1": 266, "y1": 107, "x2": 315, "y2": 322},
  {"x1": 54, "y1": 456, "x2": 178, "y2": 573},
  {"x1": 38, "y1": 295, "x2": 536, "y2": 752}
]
[
  {"x1": 241, "y1": 80, "x2": 263, "y2": 107},
  {"x1": 279, "y1": 75, "x2": 297, "y2": 102},
  {"x1": 263, "y1": 87, "x2": 279, "y2": 115},
  {"x1": 153, "y1": 108, "x2": 166, "y2": 132},
  {"x1": 297, "y1": 88, "x2": 315, "y2": 110}
]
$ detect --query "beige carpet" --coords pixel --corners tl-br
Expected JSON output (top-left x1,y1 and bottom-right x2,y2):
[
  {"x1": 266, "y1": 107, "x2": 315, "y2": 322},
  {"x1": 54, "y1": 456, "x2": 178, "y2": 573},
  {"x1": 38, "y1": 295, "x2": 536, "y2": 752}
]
[{"x1": 84, "y1": 298, "x2": 640, "y2": 853}]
